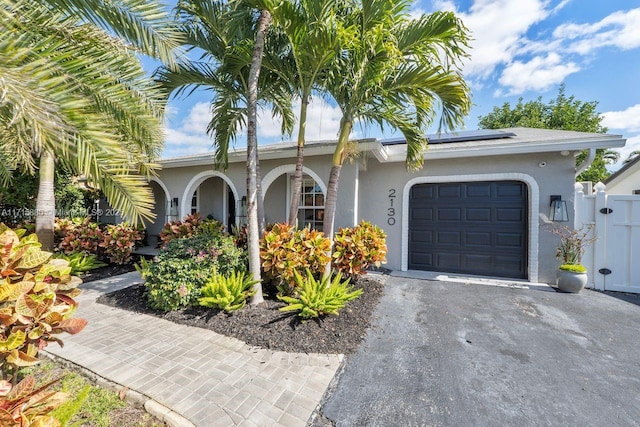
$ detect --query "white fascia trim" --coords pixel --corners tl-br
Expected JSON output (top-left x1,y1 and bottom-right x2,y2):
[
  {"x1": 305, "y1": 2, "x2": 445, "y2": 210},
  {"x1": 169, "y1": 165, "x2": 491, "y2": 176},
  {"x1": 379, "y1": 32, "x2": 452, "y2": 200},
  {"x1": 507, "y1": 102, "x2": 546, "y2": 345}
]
[
  {"x1": 382, "y1": 136, "x2": 626, "y2": 163},
  {"x1": 400, "y1": 173, "x2": 540, "y2": 283},
  {"x1": 181, "y1": 171, "x2": 239, "y2": 219}
]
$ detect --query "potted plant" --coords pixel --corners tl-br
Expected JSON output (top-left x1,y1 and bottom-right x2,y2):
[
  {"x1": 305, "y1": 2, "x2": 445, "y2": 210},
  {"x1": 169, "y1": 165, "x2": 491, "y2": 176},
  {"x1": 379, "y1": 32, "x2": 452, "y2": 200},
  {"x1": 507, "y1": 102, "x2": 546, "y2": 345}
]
[{"x1": 551, "y1": 225, "x2": 597, "y2": 293}]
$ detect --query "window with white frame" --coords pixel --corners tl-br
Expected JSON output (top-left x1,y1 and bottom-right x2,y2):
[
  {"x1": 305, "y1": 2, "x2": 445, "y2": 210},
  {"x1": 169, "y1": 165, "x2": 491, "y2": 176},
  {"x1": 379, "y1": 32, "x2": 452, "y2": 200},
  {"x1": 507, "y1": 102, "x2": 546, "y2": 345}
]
[
  {"x1": 190, "y1": 188, "x2": 199, "y2": 215},
  {"x1": 297, "y1": 177, "x2": 324, "y2": 231}
]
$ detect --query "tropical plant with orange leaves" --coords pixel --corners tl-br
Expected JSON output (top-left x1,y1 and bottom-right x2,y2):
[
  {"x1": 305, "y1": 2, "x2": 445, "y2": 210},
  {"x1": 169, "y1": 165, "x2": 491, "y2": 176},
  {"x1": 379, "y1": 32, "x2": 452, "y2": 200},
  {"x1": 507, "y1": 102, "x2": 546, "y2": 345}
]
[{"x1": 0, "y1": 224, "x2": 87, "y2": 382}]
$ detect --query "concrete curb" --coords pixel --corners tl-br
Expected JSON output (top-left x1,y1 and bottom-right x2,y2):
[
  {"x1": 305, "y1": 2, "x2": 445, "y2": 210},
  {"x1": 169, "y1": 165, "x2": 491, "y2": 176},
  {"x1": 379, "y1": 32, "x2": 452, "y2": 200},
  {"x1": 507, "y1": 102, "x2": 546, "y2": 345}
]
[{"x1": 42, "y1": 352, "x2": 195, "y2": 427}]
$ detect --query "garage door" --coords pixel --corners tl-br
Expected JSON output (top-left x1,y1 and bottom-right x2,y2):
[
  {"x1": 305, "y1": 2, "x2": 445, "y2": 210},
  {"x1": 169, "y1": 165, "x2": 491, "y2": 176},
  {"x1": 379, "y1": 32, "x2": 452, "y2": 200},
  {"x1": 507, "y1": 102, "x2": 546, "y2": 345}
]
[{"x1": 409, "y1": 181, "x2": 528, "y2": 279}]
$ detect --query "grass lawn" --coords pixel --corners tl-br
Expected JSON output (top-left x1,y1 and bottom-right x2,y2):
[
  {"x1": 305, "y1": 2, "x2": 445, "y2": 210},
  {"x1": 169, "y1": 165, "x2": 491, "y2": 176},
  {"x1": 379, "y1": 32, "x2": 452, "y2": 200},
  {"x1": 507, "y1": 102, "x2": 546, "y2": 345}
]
[{"x1": 20, "y1": 359, "x2": 164, "y2": 427}]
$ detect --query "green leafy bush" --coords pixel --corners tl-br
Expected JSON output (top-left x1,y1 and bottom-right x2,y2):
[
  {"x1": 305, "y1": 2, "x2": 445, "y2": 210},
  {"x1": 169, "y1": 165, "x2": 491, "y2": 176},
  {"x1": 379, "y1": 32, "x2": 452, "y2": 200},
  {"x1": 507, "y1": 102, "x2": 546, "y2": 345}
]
[
  {"x1": 199, "y1": 270, "x2": 259, "y2": 312},
  {"x1": 100, "y1": 223, "x2": 143, "y2": 265},
  {"x1": 143, "y1": 234, "x2": 246, "y2": 311},
  {"x1": 278, "y1": 269, "x2": 363, "y2": 319},
  {"x1": 332, "y1": 221, "x2": 387, "y2": 277},
  {"x1": 55, "y1": 252, "x2": 107, "y2": 275},
  {"x1": 260, "y1": 223, "x2": 331, "y2": 294}
]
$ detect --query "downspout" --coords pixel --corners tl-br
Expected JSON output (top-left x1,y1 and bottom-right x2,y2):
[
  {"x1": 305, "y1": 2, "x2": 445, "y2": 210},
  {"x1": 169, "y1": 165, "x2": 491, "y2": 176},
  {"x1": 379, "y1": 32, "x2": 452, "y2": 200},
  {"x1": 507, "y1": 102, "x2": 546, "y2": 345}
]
[{"x1": 575, "y1": 148, "x2": 596, "y2": 178}]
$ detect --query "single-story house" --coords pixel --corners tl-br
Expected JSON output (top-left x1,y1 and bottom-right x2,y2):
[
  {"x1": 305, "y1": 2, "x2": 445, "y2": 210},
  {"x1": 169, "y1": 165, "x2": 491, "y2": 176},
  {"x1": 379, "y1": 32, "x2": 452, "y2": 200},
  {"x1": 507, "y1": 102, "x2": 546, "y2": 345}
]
[
  {"x1": 604, "y1": 154, "x2": 640, "y2": 194},
  {"x1": 146, "y1": 127, "x2": 625, "y2": 285}
]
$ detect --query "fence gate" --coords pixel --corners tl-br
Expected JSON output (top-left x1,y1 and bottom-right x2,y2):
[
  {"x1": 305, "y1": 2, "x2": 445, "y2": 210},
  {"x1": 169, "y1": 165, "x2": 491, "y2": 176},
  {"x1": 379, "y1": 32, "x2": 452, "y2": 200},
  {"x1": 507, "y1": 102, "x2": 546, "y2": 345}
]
[{"x1": 575, "y1": 182, "x2": 640, "y2": 293}]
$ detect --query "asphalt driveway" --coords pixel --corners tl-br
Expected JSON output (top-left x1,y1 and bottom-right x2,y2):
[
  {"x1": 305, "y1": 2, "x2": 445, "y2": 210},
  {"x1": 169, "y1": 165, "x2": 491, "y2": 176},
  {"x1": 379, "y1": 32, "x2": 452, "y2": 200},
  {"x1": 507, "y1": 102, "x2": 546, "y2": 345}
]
[{"x1": 318, "y1": 276, "x2": 640, "y2": 426}]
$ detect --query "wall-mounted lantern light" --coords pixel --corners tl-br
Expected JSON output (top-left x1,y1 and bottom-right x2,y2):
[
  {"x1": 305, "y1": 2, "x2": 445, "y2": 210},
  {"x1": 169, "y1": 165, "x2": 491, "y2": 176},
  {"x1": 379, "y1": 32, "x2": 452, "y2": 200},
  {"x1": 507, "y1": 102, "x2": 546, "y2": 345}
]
[{"x1": 549, "y1": 195, "x2": 568, "y2": 221}]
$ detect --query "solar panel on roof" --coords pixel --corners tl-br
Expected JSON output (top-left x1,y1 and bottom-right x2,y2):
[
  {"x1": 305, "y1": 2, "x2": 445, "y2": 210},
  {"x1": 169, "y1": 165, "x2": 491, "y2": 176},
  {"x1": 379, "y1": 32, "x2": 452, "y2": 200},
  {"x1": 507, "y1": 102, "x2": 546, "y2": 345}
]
[{"x1": 380, "y1": 129, "x2": 516, "y2": 146}]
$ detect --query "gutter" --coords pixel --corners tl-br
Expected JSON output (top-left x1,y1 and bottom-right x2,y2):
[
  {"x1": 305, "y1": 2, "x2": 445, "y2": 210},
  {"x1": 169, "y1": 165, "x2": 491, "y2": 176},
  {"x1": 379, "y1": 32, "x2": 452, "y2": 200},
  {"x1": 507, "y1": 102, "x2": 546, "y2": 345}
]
[{"x1": 575, "y1": 148, "x2": 596, "y2": 178}]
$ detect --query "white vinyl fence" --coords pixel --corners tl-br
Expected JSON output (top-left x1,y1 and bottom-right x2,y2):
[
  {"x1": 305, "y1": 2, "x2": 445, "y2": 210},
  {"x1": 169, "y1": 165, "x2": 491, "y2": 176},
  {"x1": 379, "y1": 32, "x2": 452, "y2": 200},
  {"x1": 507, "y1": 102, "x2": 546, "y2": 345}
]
[{"x1": 575, "y1": 182, "x2": 640, "y2": 293}]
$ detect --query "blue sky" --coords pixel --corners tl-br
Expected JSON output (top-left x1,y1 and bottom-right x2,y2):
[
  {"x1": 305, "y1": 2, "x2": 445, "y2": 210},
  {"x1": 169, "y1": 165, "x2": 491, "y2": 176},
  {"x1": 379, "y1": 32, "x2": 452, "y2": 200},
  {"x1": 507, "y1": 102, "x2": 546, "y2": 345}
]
[{"x1": 160, "y1": 0, "x2": 640, "y2": 170}]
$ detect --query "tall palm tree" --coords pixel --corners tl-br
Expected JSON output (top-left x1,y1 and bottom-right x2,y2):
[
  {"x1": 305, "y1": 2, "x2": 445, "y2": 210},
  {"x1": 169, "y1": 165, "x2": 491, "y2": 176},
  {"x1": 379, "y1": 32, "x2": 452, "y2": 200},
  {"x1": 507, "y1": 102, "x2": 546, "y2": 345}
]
[
  {"x1": 0, "y1": 0, "x2": 181, "y2": 249},
  {"x1": 257, "y1": 0, "x2": 340, "y2": 225},
  {"x1": 156, "y1": 0, "x2": 294, "y2": 303},
  {"x1": 322, "y1": 0, "x2": 472, "y2": 252}
]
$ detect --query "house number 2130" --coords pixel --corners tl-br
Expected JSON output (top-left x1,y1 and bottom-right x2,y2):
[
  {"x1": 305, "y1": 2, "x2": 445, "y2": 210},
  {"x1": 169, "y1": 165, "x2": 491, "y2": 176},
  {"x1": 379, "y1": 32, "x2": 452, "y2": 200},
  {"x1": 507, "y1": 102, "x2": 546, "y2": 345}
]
[{"x1": 387, "y1": 189, "x2": 396, "y2": 226}]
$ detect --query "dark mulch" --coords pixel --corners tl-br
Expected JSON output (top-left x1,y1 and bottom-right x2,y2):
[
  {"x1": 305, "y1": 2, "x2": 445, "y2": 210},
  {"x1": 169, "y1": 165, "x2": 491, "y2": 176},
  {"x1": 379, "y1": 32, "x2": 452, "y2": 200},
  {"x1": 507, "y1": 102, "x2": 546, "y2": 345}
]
[{"x1": 96, "y1": 275, "x2": 385, "y2": 355}]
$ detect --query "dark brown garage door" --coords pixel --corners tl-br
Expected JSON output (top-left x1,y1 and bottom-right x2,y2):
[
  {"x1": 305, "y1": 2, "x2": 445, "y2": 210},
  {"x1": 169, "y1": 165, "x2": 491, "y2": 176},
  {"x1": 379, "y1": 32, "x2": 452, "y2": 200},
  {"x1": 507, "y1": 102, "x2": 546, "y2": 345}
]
[{"x1": 409, "y1": 181, "x2": 528, "y2": 279}]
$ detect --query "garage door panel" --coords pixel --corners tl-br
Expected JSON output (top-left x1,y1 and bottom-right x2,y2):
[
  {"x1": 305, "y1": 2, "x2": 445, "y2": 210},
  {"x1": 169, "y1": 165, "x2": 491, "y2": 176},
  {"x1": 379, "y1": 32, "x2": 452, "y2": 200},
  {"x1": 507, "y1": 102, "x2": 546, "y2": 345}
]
[
  {"x1": 496, "y1": 208, "x2": 524, "y2": 222},
  {"x1": 466, "y1": 208, "x2": 491, "y2": 222},
  {"x1": 496, "y1": 182, "x2": 525, "y2": 197},
  {"x1": 436, "y1": 231, "x2": 461, "y2": 245},
  {"x1": 496, "y1": 233, "x2": 524, "y2": 248},
  {"x1": 411, "y1": 207, "x2": 433, "y2": 221},
  {"x1": 437, "y1": 208, "x2": 462, "y2": 221},
  {"x1": 466, "y1": 183, "x2": 492, "y2": 198},
  {"x1": 438, "y1": 185, "x2": 462, "y2": 198},
  {"x1": 466, "y1": 232, "x2": 491, "y2": 246},
  {"x1": 411, "y1": 230, "x2": 433, "y2": 243},
  {"x1": 436, "y1": 253, "x2": 462, "y2": 269},
  {"x1": 465, "y1": 254, "x2": 493, "y2": 272},
  {"x1": 409, "y1": 181, "x2": 527, "y2": 279}
]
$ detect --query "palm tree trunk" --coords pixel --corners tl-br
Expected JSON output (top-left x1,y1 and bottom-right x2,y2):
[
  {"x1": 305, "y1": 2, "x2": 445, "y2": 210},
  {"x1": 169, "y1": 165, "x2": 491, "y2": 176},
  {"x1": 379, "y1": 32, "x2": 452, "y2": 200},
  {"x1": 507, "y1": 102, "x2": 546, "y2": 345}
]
[
  {"x1": 288, "y1": 95, "x2": 310, "y2": 225},
  {"x1": 247, "y1": 9, "x2": 271, "y2": 305},
  {"x1": 35, "y1": 151, "x2": 56, "y2": 251},
  {"x1": 256, "y1": 157, "x2": 265, "y2": 236},
  {"x1": 322, "y1": 117, "x2": 352, "y2": 277}
]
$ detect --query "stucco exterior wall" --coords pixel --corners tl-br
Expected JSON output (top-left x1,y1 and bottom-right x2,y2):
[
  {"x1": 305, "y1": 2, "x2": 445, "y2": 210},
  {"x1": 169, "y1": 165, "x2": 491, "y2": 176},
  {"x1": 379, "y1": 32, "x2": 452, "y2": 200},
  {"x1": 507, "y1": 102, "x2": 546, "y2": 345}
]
[
  {"x1": 153, "y1": 147, "x2": 577, "y2": 284},
  {"x1": 358, "y1": 152, "x2": 577, "y2": 284},
  {"x1": 155, "y1": 154, "x2": 359, "y2": 231},
  {"x1": 607, "y1": 167, "x2": 640, "y2": 195}
]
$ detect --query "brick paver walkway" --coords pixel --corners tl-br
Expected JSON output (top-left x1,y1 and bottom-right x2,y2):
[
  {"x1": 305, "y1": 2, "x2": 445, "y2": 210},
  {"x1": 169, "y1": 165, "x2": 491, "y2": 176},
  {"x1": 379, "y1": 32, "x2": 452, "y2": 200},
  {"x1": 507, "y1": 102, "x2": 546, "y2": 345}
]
[{"x1": 46, "y1": 272, "x2": 342, "y2": 426}]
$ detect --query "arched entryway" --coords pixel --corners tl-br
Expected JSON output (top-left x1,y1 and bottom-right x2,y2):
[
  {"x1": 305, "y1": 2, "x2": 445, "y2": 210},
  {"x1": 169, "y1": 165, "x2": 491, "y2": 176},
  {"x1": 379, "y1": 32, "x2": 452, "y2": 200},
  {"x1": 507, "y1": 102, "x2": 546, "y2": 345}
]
[
  {"x1": 262, "y1": 165, "x2": 327, "y2": 230},
  {"x1": 146, "y1": 178, "x2": 170, "y2": 247},
  {"x1": 182, "y1": 172, "x2": 238, "y2": 230}
]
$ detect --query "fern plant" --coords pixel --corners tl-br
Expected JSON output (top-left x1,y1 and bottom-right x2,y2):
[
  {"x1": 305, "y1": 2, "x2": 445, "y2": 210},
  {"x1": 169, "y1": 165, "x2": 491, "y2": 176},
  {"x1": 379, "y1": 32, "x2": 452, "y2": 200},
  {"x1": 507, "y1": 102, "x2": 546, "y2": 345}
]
[
  {"x1": 278, "y1": 270, "x2": 363, "y2": 319},
  {"x1": 55, "y1": 252, "x2": 107, "y2": 275},
  {"x1": 199, "y1": 271, "x2": 259, "y2": 312}
]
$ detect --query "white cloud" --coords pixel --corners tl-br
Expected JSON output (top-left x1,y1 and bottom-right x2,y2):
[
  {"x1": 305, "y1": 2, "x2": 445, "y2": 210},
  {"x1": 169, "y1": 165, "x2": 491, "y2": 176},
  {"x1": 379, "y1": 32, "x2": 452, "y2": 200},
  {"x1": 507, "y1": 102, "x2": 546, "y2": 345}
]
[
  {"x1": 163, "y1": 97, "x2": 346, "y2": 158},
  {"x1": 554, "y1": 8, "x2": 640, "y2": 55},
  {"x1": 497, "y1": 53, "x2": 580, "y2": 95},
  {"x1": 458, "y1": 0, "x2": 553, "y2": 78},
  {"x1": 601, "y1": 104, "x2": 640, "y2": 133},
  {"x1": 612, "y1": 134, "x2": 640, "y2": 166}
]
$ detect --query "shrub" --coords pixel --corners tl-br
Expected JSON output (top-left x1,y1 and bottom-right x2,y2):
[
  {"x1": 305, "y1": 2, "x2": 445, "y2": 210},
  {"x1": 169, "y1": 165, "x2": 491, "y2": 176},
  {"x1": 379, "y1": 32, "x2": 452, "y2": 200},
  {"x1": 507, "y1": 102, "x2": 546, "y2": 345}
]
[
  {"x1": 159, "y1": 213, "x2": 225, "y2": 245},
  {"x1": 56, "y1": 217, "x2": 103, "y2": 256},
  {"x1": 199, "y1": 270, "x2": 259, "y2": 312},
  {"x1": 332, "y1": 221, "x2": 387, "y2": 277},
  {"x1": 54, "y1": 252, "x2": 107, "y2": 275},
  {"x1": 0, "y1": 224, "x2": 87, "y2": 382},
  {"x1": 99, "y1": 223, "x2": 143, "y2": 265},
  {"x1": 278, "y1": 269, "x2": 363, "y2": 319},
  {"x1": 260, "y1": 223, "x2": 331, "y2": 293},
  {"x1": 143, "y1": 234, "x2": 246, "y2": 311}
]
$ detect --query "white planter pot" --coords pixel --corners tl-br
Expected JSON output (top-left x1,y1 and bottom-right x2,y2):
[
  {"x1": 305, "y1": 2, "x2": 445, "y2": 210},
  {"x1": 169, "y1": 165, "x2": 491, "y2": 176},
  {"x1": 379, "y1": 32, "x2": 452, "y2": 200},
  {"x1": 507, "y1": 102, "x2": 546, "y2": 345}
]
[{"x1": 556, "y1": 269, "x2": 588, "y2": 293}]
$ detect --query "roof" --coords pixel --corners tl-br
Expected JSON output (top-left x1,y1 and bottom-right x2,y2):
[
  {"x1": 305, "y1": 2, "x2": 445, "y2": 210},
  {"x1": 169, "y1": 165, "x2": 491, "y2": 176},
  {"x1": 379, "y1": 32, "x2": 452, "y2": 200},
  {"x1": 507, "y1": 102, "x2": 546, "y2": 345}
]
[
  {"x1": 604, "y1": 153, "x2": 640, "y2": 186},
  {"x1": 159, "y1": 127, "x2": 626, "y2": 168}
]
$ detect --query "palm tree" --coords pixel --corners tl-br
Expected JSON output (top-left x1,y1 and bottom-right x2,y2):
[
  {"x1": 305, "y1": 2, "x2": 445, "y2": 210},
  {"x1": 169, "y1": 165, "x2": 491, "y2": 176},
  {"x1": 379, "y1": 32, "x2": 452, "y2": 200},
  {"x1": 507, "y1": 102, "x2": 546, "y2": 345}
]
[
  {"x1": 256, "y1": 0, "x2": 340, "y2": 225},
  {"x1": 156, "y1": 0, "x2": 295, "y2": 304},
  {"x1": 0, "y1": 0, "x2": 181, "y2": 249},
  {"x1": 624, "y1": 150, "x2": 640, "y2": 165},
  {"x1": 321, "y1": 1, "x2": 472, "y2": 248}
]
